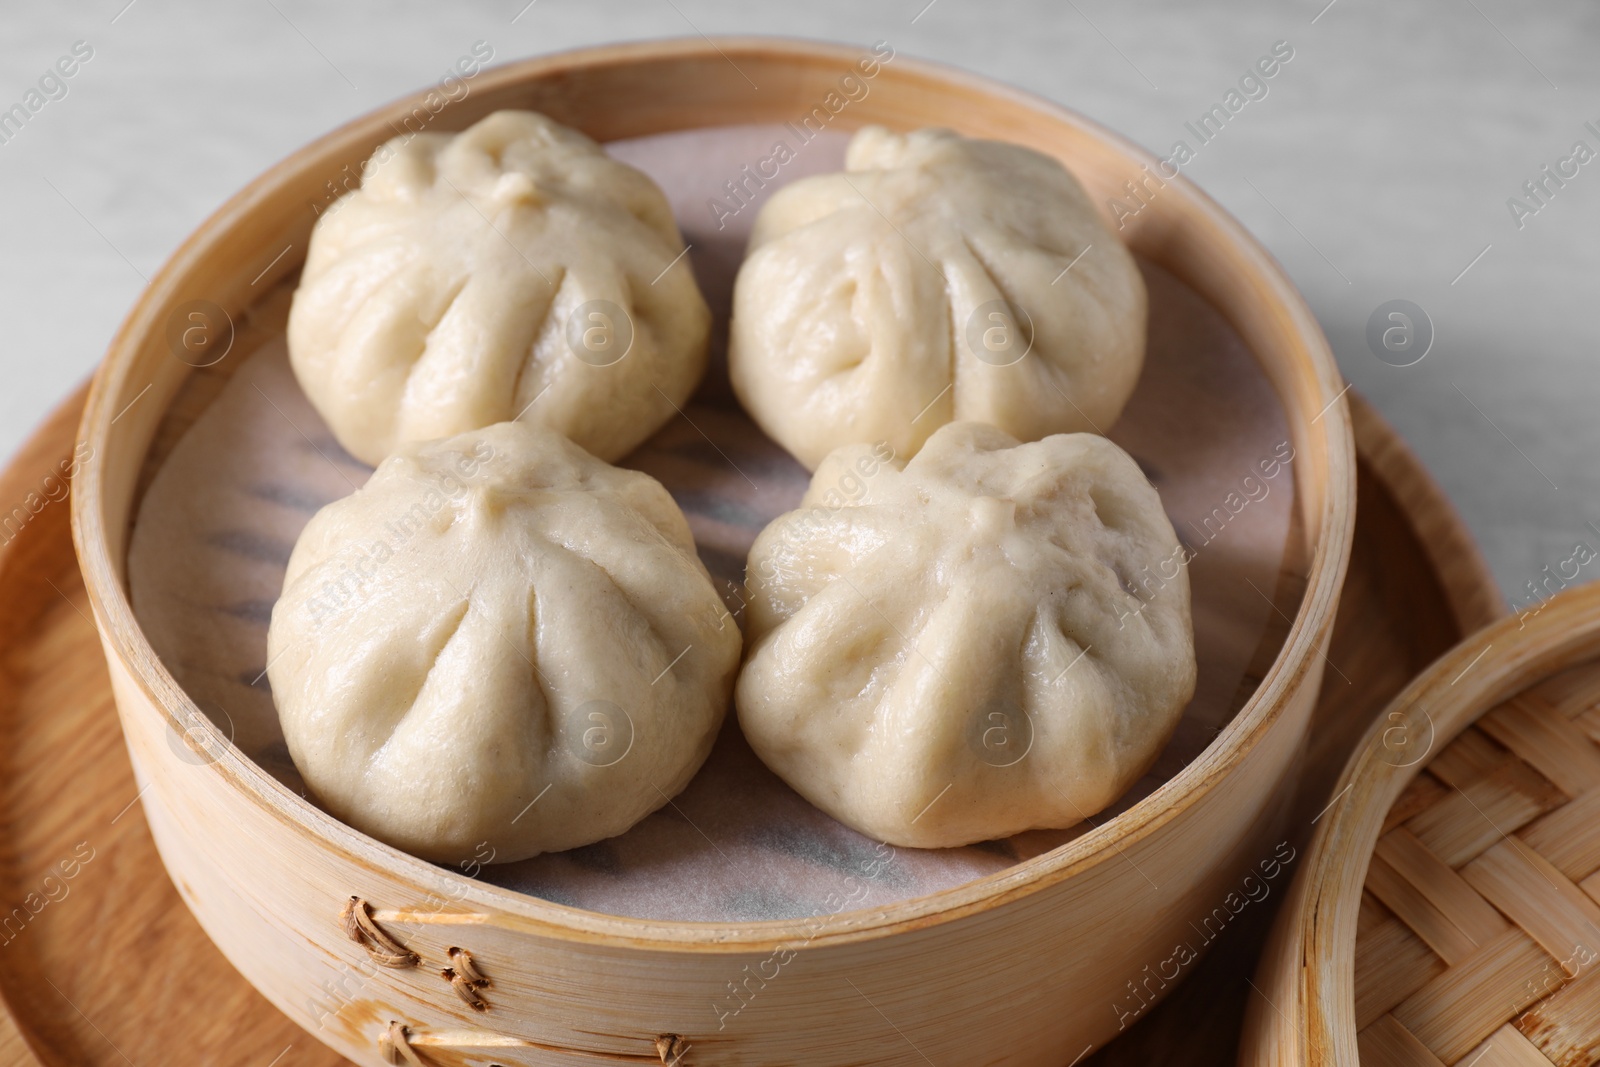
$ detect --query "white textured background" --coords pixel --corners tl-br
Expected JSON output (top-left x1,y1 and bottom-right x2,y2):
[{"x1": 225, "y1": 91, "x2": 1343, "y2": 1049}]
[{"x1": 2, "y1": 0, "x2": 1596, "y2": 609}]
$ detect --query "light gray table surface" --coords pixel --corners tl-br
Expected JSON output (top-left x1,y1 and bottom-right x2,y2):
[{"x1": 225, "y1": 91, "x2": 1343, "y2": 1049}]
[{"x1": 2, "y1": 0, "x2": 1595, "y2": 610}]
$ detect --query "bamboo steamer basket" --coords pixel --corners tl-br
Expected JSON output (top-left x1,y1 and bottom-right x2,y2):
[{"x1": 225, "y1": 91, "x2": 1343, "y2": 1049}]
[
  {"x1": 70, "y1": 37, "x2": 1355, "y2": 1067},
  {"x1": 1244, "y1": 581, "x2": 1600, "y2": 1067}
]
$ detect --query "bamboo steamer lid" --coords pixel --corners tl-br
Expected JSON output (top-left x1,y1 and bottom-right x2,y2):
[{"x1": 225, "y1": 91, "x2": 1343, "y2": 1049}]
[
  {"x1": 1354, "y1": 669, "x2": 1600, "y2": 1066},
  {"x1": 1245, "y1": 580, "x2": 1600, "y2": 1067}
]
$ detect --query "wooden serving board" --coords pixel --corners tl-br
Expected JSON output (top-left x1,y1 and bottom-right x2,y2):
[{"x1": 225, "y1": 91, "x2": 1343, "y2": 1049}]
[{"x1": 0, "y1": 385, "x2": 1500, "y2": 1067}]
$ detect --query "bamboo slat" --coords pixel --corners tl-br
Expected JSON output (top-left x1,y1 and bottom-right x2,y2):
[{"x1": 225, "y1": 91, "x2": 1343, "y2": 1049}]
[
  {"x1": 1463, "y1": 1024, "x2": 1558, "y2": 1067},
  {"x1": 1517, "y1": 968, "x2": 1600, "y2": 1065},
  {"x1": 1356, "y1": 918, "x2": 1449, "y2": 1030},
  {"x1": 1426, "y1": 729, "x2": 1511, "y2": 792},
  {"x1": 1369, "y1": 830, "x2": 1507, "y2": 965},
  {"x1": 1357, "y1": 1014, "x2": 1447, "y2": 1067},
  {"x1": 1519, "y1": 789, "x2": 1600, "y2": 881},
  {"x1": 1405, "y1": 761, "x2": 1566, "y2": 870}
]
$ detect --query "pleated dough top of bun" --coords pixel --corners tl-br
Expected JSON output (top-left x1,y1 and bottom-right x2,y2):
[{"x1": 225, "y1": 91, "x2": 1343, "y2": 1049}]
[
  {"x1": 288, "y1": 110, "x2": 710, "y2": 467},
  {"x1": 730, "y1": 125, "x2": 1147, "y2": 470},
  {"x1": 267, "y1": 422, "x2": 741, "y2": 864},
  {"x1": 736, "y1": 422, "x2": 1195, "y2": 849}
]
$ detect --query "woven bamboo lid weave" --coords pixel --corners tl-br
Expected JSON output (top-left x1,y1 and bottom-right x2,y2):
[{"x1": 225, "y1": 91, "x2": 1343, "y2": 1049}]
[
  {"x1": 1354, "y1": 660, "x2": 1600, "y2": 1066},
  {"x1": 1245, "y1": 581, "x2": 1600, "y2": 1067}
]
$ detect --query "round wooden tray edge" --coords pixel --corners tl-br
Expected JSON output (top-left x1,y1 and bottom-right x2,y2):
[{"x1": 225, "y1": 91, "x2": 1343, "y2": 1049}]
[
  {"x1": 1345, "y1": 391, "x2": 1506, "y2": 633},
  {"x1": 0, "y1": 382, "x2": 86, "y2": 1067}
]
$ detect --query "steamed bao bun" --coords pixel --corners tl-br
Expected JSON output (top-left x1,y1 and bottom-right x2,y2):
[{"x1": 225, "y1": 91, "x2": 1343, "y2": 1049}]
[
  {"x1": 729, "y1": 125, "x2": 1147, "y2": 471},
  {"x1": 737, "y1": 422, "x2": 1195, "y2": 849},
  {"x1": 288, "y1": 110, "x2": 711, "y2": 468},
  {"x1": 266, "y1": 422, "x2": 741, "y2": 864}
]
